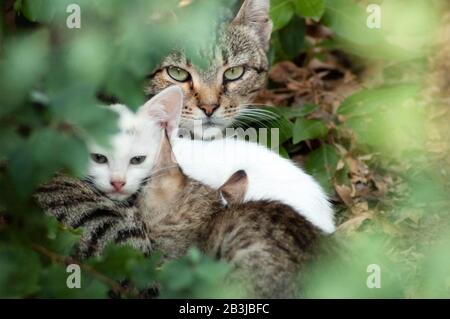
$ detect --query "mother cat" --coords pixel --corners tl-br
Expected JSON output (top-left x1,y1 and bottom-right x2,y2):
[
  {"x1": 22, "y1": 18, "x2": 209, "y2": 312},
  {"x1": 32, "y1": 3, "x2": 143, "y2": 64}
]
[{"x1": 146, "y1": 0, "x2": 273, "y2": 139}]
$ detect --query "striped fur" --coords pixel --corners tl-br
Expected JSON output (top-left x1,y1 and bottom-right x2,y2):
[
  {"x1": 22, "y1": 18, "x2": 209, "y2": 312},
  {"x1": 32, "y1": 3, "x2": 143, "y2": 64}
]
[
  {"x1": 34, "y1": 175, "x2": 152, "y2": 259},
  {"x1": 35, "y1": 166, "x2": 321, "y2": 298},
  {"x1": 136, "y1": 145, "x2": 322, "y2": 298}
]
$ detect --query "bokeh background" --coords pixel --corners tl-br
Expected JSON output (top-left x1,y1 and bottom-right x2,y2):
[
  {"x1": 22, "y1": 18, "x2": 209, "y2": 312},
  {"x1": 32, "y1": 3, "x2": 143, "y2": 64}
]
[{"x1": 0, "y1": 0, "x2": 449, "y2": 298}]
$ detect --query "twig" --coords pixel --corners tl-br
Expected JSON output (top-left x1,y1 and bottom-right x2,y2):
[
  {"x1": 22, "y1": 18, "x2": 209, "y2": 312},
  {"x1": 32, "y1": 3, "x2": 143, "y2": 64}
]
[{"x1": 31, "y1": 243, "x2": 139, "y2": 298}]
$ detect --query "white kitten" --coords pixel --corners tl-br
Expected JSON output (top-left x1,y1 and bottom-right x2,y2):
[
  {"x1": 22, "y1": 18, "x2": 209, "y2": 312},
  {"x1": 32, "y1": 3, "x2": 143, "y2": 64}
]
[{"x1": 86, "y1": 104, "x2": 160, "y2": 201}]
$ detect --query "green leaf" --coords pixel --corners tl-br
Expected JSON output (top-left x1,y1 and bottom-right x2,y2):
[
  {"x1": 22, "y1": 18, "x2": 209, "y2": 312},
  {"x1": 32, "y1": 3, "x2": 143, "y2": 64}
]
[
  {"x1": 187, "y1": 246, "x2": 202, "y2": 263},
  {"x1": 159, "y1": 260, "x2": 195, "y2": 292},
  {"x1": 48, "y1": 83, "x2": 119, "y2": 145},
  {"x1": 269, "y1": 115, "x2": 294, "y2": 146},
  {"x1": 157, "y1": 247, "x2": 234, "y2": 298},
  {"x1": 7, "y1": 128, "x2": 89, "y2": 198},
  {"x1": 294, "y1": 0, "x2": 325, "y2": 20},
  {"x1": 0, "y1": 129, "x2": 21, "y2": 158},
  {"x1": 7, "y1": 145, "x2": 38, "y2": 198},
  {"x1": 305, "y1": 144, "x2": 339, "y2": 193},
  {"x1": 338, "y1": 84, "x2": 420, "y2": 117},
  {"x1": 34, "y1": 129, "x2": 88, "y2": 174},
  {"x1": 66, "y1": 31, "x2": 111, "y2": 86},
  {"x1": 47, "y1": 224, "x2": 81, "y2": 256},
  {"x1": 22, "y1": 0, "x2": 57, "y2": 23},
  {"x1": 304, "y1": 234, "x2": 406, "y2": 298},
  {"x1": 87, "y1": 245, "x2": 144, "y2": 280},
  {"x1": 278, "y1": 15, "x2": 306, "y2": 59},
  {"x1": 279, "y1": 146, "x2": 290, "y2": 159},
  {"x1": 292, "y1": 118, "x2": 328, "y2": 144},
  {"x1": 337, "y1": 84, "x2": 423, "y2": 158},
  {"x1": 195, "y1": 259, "x2": 230, "y2": 283},
  {"x1": 39, "y1": 264, "x2": 109, "y2": 299},
  {"x1": 13, "y1": 0, "x2": 23, "y2": 12},
  {"x1": 128, "y1": 253, "x2": 160, "y2": 290},
  {"x1": 0, "y1": 245, "x2": 41, "y2": 298},
  {"x1": 270, "y1": 0, "x2": 295, "y2": 30},
  {"x1": 323, "y1": 0, "x2": 379, "y2": 46},
  {"x1": 0, "y1": 30, "x2": 49, "y2": 115}
]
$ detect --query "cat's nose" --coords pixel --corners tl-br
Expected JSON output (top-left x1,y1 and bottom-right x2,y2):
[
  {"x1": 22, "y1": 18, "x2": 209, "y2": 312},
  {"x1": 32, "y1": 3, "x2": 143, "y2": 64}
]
[
  {"x1": 198, "y1": 104, "x2": 219, "y2": 117},
  {"x1": 110, "y1": 180, "x2": 126, "y2": 192}
]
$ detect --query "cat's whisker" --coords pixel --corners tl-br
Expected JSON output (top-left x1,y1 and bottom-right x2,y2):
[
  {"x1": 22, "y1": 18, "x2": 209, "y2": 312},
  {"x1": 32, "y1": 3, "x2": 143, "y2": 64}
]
[
  {"x1": 239, "y1": 103, "x2": 273, "y2": 107},
  {"x1": 238, "y1": 107, "x2": 280, "y2": 120},
  {"x1": 235, "y1": 109, "x2": 281, "y2": 127},
  {"x1": 231, "y1": 119, "x2": 251, "y2": 129},
  {"x1": 239, "y1": 107, "x2": 279, "y2": 117},
  {"x1": 246, "y1": 110, "x2": 279, "y2": 118},
  {"x1": 236, "y1": 111, "x2": 276, "y2": 122},
  {"x1": 237, "y1": 113, "x2": 278, "y2": 123},
  {"x1": 234, "y1": 115, "x2": 270, "y2": 128}
]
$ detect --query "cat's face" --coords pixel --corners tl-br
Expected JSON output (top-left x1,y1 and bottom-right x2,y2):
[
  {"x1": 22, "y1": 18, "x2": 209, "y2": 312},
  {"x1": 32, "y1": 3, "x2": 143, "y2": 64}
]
[
  {"x1": 87, "y1": 105, "x2": 161, "y2": 201},
  {"x1": 86, "y1": 87, "x2": 183, "y2": 201},
  {"x1": 145, "y1": 0, "x2": 272, "y2": 139}
]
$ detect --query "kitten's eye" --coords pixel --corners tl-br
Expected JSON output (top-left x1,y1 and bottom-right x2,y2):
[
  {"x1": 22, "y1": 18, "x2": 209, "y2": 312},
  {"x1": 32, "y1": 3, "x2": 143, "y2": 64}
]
[
  {"x1": 130, "y1": 156, "x2": 147, "y2": 165},
  {"x1": 223, "y1": 66, "x2": 245, "y2": 81},
  {"x1": 167, "y1": 66, "x2": 190, "y2": 82},
  {"x1": 91, "y1": 154, "x2": 108, "y2": 164}
]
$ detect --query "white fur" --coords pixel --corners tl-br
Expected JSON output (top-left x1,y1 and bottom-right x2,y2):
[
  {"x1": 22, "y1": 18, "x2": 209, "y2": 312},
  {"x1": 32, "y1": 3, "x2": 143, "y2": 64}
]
[
  {"x1": 87, "y1": 104, "x2": 160, "y2": 201},
  {"x1": 171, "y1": 137, "x2": 335, "y2": 233}
]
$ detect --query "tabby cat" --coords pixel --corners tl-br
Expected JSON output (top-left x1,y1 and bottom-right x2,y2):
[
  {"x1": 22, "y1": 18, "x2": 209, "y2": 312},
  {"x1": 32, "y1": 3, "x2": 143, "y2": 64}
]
[{"x1": 145, "y1": 0, "x2": 273, "y2": 139}]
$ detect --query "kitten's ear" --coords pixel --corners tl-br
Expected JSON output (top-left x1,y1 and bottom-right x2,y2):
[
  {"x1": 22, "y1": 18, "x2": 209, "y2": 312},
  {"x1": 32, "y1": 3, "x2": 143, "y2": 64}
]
[
  {"x1": 232, "y1": 0, "x2": 273, "y2": 51},
  {"x1": 152, "y1": 131, "x2": 186, "y2": 191},
  {"x1": 219, "y1": 170, "x2": 248, "y2": 206},
  {"x1": 153, "y1": 131, "x2": 180, "y2": 173},
  {"x1": 138, "y1": 85, "x2": 184, "y2": 136}
]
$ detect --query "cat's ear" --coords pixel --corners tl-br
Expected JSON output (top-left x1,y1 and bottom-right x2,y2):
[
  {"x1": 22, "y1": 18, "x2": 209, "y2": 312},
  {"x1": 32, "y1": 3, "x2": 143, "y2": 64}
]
[
  {"x1": 151, "y1": 131, "x2": 186, "y2": 192},
  {"x1": 219, "y1": 170, "x2": 248, "y2": 206},
  {"x1": 153, "y1": 131, "x2": 181, "y2": 175},
  {"x1": 232, "y1": 0, "x2": 273, "y2": 51},
  {"x1": 137, "y1": 85, "x2": 184, "y2": 136}
]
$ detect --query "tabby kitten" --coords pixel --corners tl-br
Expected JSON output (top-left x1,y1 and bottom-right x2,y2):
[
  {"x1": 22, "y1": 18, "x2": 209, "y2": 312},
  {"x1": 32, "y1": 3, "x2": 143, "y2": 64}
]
[
  {"x1": 137, "y1": 133, "x2": 321, "y2": 298},
  {"x1": 146, "y1": 0, "x2": 273, "y2": 139}
]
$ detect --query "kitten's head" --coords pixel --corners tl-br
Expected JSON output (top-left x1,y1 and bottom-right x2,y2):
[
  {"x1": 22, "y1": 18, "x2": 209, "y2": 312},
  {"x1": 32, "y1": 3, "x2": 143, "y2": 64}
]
[
  {"x1": 146, "y1": 0, "x2": 272, "y2": 139},
  {"x1": 141, "y1": 127, "x2": 250, "y2": 217},
  {"x1": 87, "y1": 86, "x2": 184, "y2": 201}
]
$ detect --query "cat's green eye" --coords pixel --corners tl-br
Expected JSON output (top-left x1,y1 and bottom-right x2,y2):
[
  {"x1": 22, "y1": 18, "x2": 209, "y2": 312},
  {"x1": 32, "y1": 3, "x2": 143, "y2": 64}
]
[
  {"x1": 224, "y1": 66, "x2": 245, "y2": 81},
  {"x1": 130, "y1": 156, "x2": 147, "y2": 165},
  {"x1": 167, "y1": 66, "x2": 190, "y2": 82},
  {"x1": 91, "y1": 153, "x2": 108, "y2": 164}
]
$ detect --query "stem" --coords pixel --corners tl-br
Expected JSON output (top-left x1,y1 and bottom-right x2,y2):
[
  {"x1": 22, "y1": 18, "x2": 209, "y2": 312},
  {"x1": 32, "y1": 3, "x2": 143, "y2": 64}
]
[{"x1": 31, "y1": 243, "x2": 139, "y2": 298}]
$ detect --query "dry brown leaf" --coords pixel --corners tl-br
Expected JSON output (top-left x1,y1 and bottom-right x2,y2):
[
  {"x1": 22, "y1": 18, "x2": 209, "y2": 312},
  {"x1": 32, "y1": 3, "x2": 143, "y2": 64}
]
[
  {"x1": 337, "y1": 212, "x2": 373, "y2": 234},
  {"x1": 352, "y1": 200, "x2": 369, "y2": 215},
  {"x1": 335, "y1": 184, "x2": 353, "y2": 208}
]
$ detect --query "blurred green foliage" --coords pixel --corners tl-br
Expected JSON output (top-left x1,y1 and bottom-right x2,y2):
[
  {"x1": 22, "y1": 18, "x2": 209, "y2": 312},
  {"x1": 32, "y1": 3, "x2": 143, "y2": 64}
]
[
  {"x1": 0, "y1": 0, "x2": 449, "y2": 298},
  {"x1": 0, "y1": 0, "x2": 243, "y2": 299}
]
